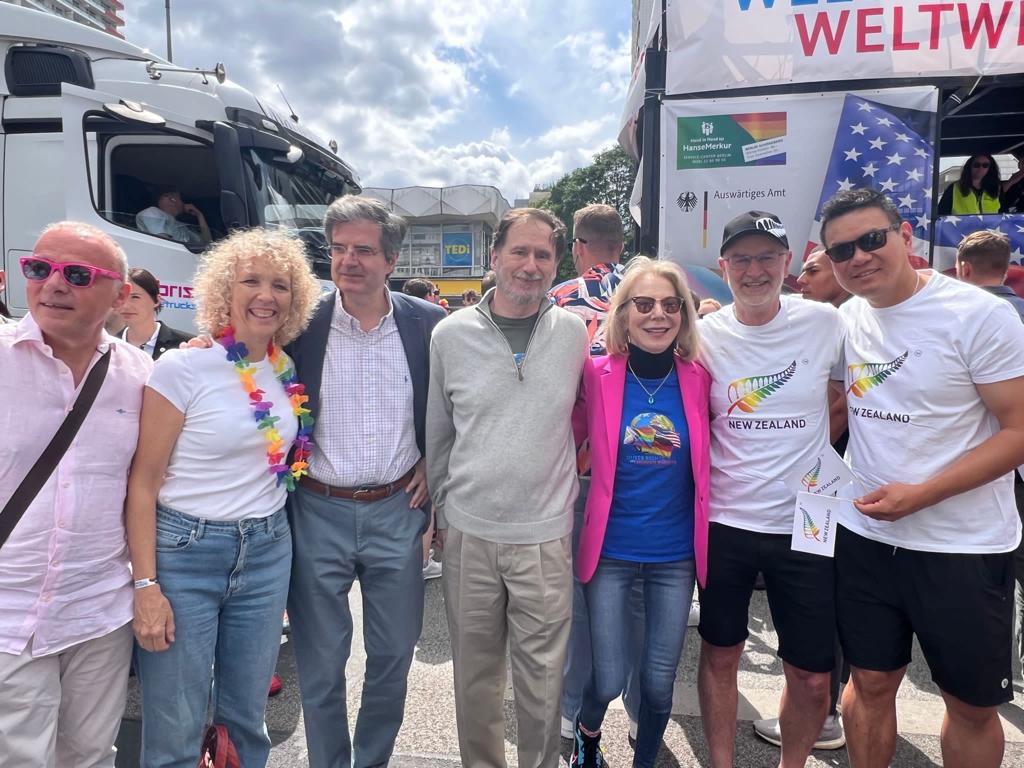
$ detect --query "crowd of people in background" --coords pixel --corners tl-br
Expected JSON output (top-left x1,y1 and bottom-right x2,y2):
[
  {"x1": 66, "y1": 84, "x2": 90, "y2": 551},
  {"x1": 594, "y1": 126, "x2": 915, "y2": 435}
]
[{"x1": 1, "y1": 176, "x2": 1024, "y2": 768}]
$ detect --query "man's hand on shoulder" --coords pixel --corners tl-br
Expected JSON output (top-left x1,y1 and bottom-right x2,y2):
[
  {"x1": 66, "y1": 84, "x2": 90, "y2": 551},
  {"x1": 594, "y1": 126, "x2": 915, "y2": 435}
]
[{"x1": 181, "y1": 335, "x2": 213, "y2": 350}]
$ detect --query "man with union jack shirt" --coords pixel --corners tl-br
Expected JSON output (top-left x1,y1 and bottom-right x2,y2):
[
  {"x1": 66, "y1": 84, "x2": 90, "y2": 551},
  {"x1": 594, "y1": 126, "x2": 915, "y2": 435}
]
[{"x1": 549, "y1": 204, "x2": 627, "y2": 357}]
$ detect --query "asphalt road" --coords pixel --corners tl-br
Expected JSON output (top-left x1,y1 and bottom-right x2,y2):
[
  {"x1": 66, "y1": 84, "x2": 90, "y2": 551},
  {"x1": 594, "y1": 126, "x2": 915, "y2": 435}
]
[{"x1": 117, "y1": 577, "x2": 1024, "y2": 767}]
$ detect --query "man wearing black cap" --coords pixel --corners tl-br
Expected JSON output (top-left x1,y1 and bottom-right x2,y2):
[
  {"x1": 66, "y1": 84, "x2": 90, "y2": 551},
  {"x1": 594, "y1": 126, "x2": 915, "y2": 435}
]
[{"x1": 696, "y1": 211, "x2": 846, "y2": 768}]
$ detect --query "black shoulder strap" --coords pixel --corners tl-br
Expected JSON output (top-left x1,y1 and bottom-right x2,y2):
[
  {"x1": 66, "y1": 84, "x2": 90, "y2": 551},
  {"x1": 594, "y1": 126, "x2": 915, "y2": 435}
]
[{"x1": 0, "y1": 349, "x2": 112, "y2": 549}]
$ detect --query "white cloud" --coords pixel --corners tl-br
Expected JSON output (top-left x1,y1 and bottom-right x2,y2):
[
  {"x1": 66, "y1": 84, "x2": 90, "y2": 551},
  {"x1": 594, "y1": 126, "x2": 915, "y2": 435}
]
[{"x1": 121, "y1": 1, "x2": 630, "y2": 203}]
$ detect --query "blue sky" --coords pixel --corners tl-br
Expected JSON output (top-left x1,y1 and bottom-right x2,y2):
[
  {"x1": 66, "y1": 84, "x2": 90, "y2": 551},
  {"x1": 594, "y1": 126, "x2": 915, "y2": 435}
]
[{"x1": 123, "y1": 1, "x2": 633, "y2": 202}]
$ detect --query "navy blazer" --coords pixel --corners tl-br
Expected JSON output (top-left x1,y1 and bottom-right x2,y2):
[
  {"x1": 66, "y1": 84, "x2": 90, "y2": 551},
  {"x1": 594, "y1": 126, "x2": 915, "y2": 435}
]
[{"x1": 286, "y1": 291, "x2": 446, "y2": 456}]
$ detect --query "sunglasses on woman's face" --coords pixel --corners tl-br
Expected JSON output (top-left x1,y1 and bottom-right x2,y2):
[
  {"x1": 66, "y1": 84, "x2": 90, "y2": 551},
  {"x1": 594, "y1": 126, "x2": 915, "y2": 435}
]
[
  {"x1": 972, "y1": 161, "x2": 990, "y2": 169},
  {"x1": 20, "y1": 255, "x2": 123, "y2": 288},
  {"x1": 630, "y1": 296, "x2": 684, "y2": 314},
  {"x1": 824, "y1": 225, "x2": 900, "y2": 263}
]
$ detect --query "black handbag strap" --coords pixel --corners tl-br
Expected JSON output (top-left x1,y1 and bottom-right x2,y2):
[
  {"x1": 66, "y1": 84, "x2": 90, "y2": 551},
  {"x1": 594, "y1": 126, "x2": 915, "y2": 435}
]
[{"x1": 0, "y1": 349, "x2": 112, "y2": 549}]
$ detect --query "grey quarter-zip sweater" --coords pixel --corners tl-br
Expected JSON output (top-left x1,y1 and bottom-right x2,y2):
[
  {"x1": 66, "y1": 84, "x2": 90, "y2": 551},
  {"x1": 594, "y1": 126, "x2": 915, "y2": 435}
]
[{"x1": 426, "y1": 292, "x2": 588, "y2": 544}]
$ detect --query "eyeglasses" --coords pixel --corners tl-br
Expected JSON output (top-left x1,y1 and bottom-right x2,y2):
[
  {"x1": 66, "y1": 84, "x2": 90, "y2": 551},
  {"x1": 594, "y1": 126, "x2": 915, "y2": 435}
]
[
  {"x1": 722, "y1": 251, "x2": 785, "y2": 270},
  {"x1": 572, "y1": 237, "x2": 588, "y2": 245},
  {"x1": 824, "y1": 225, "x2": 900, "y2": 263},
  {"x1": 20, "y1": 255, "x2": 123, "y2": 288},
  {"x1": 431, "y1": 289, "x2": 441, "y2": 296},
  {"x1": 972, "y1": 161, "x2": 990, "y2": 169},
  {"x1": 329, "y1": 243, "x2": 380, "y2": 259},
  {"x1": 630, "y1": 296, "x2": 684, "y2": 314}
]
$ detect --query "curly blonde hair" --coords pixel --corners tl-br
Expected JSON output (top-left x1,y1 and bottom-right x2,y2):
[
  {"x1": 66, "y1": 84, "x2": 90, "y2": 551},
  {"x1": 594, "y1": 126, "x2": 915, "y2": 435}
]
[
  {"x1": 193, "y1": 228, "x2": 322, "y2": 346},
  {"x1": 603, "y1": 255, "x2": 700, "y2": 361}
]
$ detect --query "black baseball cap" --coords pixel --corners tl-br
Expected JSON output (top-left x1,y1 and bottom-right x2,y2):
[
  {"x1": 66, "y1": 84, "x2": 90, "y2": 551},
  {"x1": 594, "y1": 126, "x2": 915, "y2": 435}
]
[{"x1": 720, "y1": 211, "x2": 789, "y2": 255}]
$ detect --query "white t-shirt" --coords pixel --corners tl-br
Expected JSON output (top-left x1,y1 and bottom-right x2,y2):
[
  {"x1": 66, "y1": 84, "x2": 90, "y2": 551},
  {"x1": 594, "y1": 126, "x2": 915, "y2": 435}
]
[
  {"x1": 700, "y1": 295, "x2": 845, "y2": 533},
  {"x1": 147, "y1": 345, "x2": 300, "y2": 520},
  {"x1": 839, "y1": 272, "x2": 1024, "y2": 553}
]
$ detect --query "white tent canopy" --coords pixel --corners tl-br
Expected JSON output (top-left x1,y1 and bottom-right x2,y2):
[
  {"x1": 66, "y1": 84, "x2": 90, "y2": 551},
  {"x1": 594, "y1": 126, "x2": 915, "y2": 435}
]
[{"x1": 363, "y1": 185, "x2": 511, "y2": 226}]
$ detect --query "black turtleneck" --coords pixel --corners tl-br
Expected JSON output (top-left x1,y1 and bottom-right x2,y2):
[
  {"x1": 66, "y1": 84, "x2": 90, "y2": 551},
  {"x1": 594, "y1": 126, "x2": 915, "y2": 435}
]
[{"x1": 626, "y1": 343, "x2": 675, "y2": 378}]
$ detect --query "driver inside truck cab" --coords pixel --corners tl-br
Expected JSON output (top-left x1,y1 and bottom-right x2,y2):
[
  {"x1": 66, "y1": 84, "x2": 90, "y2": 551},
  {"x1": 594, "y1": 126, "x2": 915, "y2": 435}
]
[{"x1": 136, "y1": 188, "x2": 212, "y2": 246}]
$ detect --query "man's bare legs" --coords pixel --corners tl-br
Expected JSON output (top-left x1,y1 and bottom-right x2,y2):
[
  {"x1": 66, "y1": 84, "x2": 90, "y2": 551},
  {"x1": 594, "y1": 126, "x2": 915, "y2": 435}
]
[
  {"x1": 939, "y1": 690, "x2": 1004, "y2": 768},
  {"x1": 698, "y1": 640, "x2": 743, "y2": 768},
  {"x1": 842, "y1": 666, "x2": 903, "y2": 768},
  {"x1": 778, "y1": 662, "x2": 830, "y2": 768}
]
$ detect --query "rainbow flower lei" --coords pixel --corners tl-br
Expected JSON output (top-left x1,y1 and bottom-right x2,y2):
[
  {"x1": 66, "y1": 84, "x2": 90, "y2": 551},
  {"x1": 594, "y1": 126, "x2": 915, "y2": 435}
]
[{"x1": 218, "y1": 327, "x2": 313, "y2": 491}]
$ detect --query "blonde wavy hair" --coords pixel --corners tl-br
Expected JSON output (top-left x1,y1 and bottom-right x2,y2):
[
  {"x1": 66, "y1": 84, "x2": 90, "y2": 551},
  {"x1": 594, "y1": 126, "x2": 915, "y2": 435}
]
[
  {"x1": 603, "y1": 255, "x2": 700, "y2": 361},
  {"x1": 193, "y1": 228, "x2": 321, "y2": 346}
]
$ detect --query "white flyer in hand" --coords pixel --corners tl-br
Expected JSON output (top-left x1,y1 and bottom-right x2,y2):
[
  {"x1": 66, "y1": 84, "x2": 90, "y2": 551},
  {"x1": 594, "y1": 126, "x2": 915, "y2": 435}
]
[
  {"x1": 785, "y1": 446, "x2": 855, "y2": 498},
  {"x1": 791, "y1": 492, "x2": 839, "y2": 557}
]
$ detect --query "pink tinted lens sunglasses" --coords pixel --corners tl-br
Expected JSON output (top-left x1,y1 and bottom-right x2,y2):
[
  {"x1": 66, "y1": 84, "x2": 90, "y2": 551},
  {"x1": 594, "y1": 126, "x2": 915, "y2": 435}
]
[{"x1": 20, "y1": 255, "x2": 123, "y2": 288}]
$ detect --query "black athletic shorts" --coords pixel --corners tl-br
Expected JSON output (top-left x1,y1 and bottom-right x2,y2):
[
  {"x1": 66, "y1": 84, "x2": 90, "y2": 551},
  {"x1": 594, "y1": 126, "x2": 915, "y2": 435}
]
[
  {"x1": 836, "y1": 525, "x2": 1014, "y2": 707},
  {"x1": 697, "y1": 522, "x2": 836, "y2": 673}
]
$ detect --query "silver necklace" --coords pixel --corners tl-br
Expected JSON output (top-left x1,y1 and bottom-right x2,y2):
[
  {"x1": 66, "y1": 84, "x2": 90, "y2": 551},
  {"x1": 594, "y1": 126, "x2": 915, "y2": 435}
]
[{"x1": 628, "y1": 362, "x2": 673, "y2": 405}]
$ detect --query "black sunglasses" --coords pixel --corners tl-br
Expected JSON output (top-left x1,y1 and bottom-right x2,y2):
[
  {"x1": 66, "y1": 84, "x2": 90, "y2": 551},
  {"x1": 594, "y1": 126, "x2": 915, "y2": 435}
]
[
  {"x1": 630, "y1": 296, "x2": 684, "y2": 314},
  {"x1": 572, "y1": 236, "x2": 588, "y2": 245},
  {"x1": 824, "y1": 225, "x2": 900, "y2": 263},
  {"x1": 972, "y1": 161, "x2": 990, "y2": 169}
]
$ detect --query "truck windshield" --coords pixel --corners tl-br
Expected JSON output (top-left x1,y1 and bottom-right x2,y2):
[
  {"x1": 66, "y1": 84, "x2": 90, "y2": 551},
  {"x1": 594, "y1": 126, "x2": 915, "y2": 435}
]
[{"x1": 243, "y1": 148, "x2": 352, "y2": 267}]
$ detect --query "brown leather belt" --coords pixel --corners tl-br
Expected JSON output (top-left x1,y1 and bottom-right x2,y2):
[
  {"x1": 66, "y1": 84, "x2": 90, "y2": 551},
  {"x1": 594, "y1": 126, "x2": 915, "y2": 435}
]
[{"x1": 299, "y1": 467, "x2": 416, "y2": 502}]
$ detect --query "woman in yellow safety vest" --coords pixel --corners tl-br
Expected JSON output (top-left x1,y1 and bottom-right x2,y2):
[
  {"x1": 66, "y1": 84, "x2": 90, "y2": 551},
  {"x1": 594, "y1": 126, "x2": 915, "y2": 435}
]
[{"x1": 938, "y1": 153, "x2": 1003, "y2": 215}]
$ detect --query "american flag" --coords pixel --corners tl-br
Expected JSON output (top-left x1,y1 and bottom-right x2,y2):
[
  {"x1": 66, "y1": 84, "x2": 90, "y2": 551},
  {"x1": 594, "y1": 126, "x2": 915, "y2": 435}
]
[
  {"x1": 808, "y1": 94, "x2": 936, "y2": 257},
  {"x1": 932, "y1": 213, "x2": 1024, "y2": 270}
]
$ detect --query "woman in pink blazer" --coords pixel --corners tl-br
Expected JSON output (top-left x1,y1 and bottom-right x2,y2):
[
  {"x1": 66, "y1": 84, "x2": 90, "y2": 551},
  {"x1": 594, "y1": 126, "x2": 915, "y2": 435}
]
[{"x1": 568, "y1": 256, "x2": 710, "y2": 768}]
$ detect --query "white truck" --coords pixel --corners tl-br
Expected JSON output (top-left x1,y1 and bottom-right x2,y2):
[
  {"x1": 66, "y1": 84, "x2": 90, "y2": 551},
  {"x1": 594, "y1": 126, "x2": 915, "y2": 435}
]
[{"x1": 0, "y1": 4, "x2": 360, "y2": 330}]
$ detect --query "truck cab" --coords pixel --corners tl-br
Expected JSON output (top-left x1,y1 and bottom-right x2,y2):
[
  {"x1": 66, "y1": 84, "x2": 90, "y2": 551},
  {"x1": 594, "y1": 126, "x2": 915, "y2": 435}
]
[{"x1": 0, "y1": 4, "x2": 359, "y2": 330}]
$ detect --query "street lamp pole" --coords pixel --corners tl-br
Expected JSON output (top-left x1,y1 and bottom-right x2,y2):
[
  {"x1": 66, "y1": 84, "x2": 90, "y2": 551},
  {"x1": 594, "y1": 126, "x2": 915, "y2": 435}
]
[{"x1": 164, "y1": 0, "x2": 173, "y2": 62}]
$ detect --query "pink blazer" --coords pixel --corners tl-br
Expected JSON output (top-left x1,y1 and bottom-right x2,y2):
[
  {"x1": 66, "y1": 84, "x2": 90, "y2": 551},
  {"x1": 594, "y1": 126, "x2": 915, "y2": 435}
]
[{"x1": 572, "y1": 354, "x2": 711, "y2": 587}]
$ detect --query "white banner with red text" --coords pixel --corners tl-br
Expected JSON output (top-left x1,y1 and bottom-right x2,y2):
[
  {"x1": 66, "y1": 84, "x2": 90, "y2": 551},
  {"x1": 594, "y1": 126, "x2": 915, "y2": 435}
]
[{"x1": 665, "y1": 0, "x2": 1024, "y2": 95}]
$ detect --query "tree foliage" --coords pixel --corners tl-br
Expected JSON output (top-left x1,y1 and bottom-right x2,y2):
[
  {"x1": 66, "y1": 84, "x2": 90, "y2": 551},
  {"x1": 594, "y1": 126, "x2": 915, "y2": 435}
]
[{"x1": 540, "y1": 145, "x2": 636, "y2": 282}]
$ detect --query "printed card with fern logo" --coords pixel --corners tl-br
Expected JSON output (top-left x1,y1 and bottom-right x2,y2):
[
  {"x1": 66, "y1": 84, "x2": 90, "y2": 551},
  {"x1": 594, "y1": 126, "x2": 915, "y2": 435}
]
[
  {"x1": 784, "y1": 446, "x2": 855, "y2": 498},
  {"x1": 791, "y1": 492, "x2": 838, "y2": 557}
]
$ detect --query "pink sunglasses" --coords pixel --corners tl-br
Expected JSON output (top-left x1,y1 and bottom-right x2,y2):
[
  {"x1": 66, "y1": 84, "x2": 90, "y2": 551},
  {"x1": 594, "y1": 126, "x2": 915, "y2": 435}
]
[{"x1": 20, "y1": 255, "x2": 123, "y2": 288}]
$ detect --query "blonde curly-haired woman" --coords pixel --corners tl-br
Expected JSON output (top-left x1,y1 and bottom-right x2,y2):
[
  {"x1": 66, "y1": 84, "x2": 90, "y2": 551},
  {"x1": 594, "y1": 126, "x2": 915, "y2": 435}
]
[{"x1": 125, "y1": 228, "x2": 320, "y2": 768}]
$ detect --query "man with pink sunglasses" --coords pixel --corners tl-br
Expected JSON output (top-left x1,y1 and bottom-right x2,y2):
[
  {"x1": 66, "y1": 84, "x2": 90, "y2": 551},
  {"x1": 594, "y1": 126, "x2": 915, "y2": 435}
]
[{"x1": 0, "y1": 222, "x2": 152, "y2": 766}]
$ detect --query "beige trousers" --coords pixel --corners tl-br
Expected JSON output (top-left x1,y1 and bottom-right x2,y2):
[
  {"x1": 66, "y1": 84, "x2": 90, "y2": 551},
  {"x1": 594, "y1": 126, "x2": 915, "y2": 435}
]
[
  {"x1": 0, "y1": 623, "x2": 132, "y2": 768},
  {"x1": 443, "y1": 527, "x2": 573, "y2": 768}
]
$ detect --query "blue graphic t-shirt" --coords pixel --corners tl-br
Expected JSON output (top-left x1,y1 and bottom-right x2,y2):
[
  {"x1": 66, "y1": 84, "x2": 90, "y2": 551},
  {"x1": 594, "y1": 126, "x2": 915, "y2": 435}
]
[{"x1": 603, "y1": 369, "x2": 695, "y2": 562}]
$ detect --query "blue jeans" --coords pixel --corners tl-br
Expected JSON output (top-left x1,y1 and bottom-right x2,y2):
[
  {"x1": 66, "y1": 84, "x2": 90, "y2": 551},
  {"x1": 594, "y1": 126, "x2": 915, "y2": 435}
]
[
  {"x1": 135, "y1": 506, "x2": 292, "y2": 768},
  {"x1": 562, "y1": 479, "x2": 642, "y2": 725},
  {"x1": 579, "y1": 557, "x2": 696, "y2": 768}
]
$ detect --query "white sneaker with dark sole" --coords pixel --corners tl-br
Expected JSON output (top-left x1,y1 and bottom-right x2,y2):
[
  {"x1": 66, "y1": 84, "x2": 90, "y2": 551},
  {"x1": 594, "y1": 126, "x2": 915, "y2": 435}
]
[
  {"x1": 752, "y1": 713, "x2": 846, "y2": 750},
  {"x1": 422, "y1": 552, "x2": 443, "y2": 580}
]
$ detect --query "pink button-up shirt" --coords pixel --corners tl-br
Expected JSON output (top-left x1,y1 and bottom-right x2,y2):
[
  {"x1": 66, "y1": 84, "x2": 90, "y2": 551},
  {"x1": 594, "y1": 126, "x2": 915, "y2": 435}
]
[{"x1": 0, "y1": 315, "x2": 152, "y2": 657}]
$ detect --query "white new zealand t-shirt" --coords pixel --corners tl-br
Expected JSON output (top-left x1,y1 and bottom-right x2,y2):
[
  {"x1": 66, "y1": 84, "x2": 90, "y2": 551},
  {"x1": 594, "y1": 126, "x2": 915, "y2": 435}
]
[
  {"x1": 147, "y1": 345, "x2": 300, "y2": 521},
  {"x1": 700, "y1": 295, "x2": 845, "y2": 534},
  {"x1": 839, "y1": 272, "x2": 1024, "y2": 553}
]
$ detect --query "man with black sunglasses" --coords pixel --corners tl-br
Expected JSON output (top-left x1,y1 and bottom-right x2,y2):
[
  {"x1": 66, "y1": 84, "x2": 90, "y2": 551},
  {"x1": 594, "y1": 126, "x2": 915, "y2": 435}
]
[
  {"x1": 821, "y1": 187, "x2": 1024, "y2": 768},
  {"x1": 697, "y1": 211, "x2": 846, "y2": 768},
  {"x1": 0, "y1": 222, "x2": 153, "y2": 766}
]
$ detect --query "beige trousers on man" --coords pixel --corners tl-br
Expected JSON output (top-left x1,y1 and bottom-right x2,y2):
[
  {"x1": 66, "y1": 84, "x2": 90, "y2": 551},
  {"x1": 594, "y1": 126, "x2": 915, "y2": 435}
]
[
  {"x1": 443, "y1": 527, "x2": 573, "y2": 768},
  {"x1": 0, "y1": 623, "x2": 132, "y2": 768}
]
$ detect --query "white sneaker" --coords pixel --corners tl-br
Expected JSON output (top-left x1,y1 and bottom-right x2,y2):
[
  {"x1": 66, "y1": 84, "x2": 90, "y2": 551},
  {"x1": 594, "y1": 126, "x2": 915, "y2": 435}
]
[
  {"x1": 687, "y1": 598, "x2": 700, "y2": 627},
  {"x1": 560, "y1": 715, "x2": 574, "y2": 740},
  {"x1": 422, "y1": 551, "x2": 443, "y2": 580}
]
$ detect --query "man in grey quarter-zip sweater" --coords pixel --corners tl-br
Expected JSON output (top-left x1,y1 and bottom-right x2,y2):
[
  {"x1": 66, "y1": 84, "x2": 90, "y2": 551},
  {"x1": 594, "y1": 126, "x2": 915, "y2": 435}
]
[{"x1": 427, "y1": 208, "x2": 588, "y2": 768}]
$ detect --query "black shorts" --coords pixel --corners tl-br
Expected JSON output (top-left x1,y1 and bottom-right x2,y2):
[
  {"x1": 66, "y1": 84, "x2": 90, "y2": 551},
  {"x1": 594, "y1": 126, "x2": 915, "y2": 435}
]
[
  {"x1": 836, "y1": 525, "x2": 1014, "y2": 707},
  {"x1": 697, "y1": 522, "x2": 836, "y2": 673}
]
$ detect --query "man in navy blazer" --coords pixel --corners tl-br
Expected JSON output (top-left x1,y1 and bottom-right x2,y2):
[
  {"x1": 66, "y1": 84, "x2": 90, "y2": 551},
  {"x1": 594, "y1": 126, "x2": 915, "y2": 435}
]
[{"x1": 286, "y1": 196, "x2": 446, "y2": 768}]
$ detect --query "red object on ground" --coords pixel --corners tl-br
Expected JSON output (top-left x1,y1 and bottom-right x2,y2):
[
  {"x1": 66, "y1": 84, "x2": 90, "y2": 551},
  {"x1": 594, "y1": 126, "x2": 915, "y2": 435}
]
[{"x1": 268, "y1": 674, "x2": 283, "y2": 697}]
